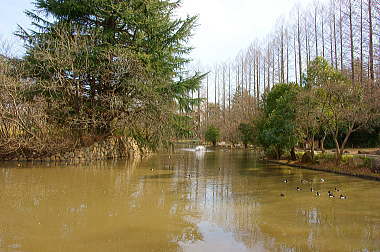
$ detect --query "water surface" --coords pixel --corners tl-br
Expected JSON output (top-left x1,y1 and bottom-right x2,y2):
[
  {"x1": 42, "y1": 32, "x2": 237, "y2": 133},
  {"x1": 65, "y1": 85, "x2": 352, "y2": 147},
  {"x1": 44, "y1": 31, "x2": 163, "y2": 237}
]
[{"x1": 0, "y1": 148, "x2": 379, "y2": 251}]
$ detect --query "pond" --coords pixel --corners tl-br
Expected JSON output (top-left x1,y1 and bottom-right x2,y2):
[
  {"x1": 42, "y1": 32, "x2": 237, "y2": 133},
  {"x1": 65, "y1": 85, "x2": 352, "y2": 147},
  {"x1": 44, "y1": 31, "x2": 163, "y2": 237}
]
[{"x1": 0, "y1": 147, "x2": 379, "y2": 251}]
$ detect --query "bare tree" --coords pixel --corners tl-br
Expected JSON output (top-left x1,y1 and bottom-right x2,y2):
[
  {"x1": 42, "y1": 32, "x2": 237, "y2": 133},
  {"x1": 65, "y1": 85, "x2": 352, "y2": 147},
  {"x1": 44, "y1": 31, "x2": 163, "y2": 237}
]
[
  {"x1": 349, "y1": 0, "x2": 355, "y2": 83},
  {"x1": 368, "y1": 0, "x2": 375, "y2": 82}
]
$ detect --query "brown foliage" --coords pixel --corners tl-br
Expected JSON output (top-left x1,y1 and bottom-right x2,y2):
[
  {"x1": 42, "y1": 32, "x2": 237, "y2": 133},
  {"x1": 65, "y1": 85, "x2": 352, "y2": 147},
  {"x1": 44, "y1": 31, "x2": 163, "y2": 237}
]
[
  {"x1": 203, "y1": 90, "x2": 256, "y2": 144},
  {"x1": 0, "y1": 57, "x2": 77, "y2": 160}
]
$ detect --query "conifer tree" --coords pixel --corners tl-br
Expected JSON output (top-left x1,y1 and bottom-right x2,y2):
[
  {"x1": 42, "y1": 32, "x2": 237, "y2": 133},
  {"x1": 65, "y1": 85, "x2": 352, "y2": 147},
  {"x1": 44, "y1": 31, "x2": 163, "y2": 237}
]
[{"x1": 17, "y1": 0, "x2": 204, "y2": 147}]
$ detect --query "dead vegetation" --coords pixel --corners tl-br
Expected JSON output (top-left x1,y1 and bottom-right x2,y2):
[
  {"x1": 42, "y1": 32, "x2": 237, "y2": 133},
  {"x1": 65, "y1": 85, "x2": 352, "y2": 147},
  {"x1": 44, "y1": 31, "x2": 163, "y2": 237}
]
[{"x1": 0, "y1": 56, "x2": 78, "y2": 160}]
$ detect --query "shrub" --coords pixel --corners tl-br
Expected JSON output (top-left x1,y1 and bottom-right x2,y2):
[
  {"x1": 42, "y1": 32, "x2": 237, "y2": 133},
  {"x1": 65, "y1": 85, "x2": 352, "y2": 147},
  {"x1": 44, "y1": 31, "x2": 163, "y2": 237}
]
[{"x1": 205, "y1": 126, "x2": 220, "y2": 146}]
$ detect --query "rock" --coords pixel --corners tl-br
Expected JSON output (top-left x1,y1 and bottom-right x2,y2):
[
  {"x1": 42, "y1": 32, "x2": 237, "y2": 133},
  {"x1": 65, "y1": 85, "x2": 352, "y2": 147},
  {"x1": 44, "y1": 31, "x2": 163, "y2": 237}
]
[
  {"x1": 301, "y1": 151, "x2": 313, "y2": 163},
  {"x1": 5, "y1": 136, "x2": 145, "y2": 163}
]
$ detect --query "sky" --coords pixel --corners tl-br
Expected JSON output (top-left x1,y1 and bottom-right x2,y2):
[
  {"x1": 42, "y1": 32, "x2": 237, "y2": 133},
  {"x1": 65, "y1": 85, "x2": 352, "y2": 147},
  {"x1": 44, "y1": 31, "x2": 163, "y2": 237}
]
[{"x1": 0, "y1": 0, "x2": 317, "y2": 64}]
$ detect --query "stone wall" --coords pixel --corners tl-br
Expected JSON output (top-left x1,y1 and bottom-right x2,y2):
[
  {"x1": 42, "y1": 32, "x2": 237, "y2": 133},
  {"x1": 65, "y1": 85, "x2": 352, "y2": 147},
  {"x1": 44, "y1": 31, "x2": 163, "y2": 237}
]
[{"x1": 15, "y1": 137, "x2": 147, "y2": 162}]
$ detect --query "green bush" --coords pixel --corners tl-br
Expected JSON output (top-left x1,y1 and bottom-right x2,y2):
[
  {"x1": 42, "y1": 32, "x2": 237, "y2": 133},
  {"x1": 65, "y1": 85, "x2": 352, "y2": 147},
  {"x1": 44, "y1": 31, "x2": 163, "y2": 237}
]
[
  {"x1": 254, "y1": 83, "x2": 300, "y2": 159},
  {"x1": 238, "y1": 123, "x2": 254, "y2": 148},
  {"x1": 205, "y1": 126, "x2": 220, "y2": 146}
]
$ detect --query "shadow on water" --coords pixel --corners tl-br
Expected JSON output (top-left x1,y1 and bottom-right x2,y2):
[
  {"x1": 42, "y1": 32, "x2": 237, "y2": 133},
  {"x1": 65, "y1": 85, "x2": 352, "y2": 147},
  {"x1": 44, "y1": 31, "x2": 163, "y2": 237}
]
[{"x1": 140, "y1": 173, "x2": 175, "y2": 180}]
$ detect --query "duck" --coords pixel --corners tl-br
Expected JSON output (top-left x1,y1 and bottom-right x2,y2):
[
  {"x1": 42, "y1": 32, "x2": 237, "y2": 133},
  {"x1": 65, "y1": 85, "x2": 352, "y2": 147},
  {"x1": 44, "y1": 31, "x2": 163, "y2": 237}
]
[
  {"x1": 185, "y1": 174, "x2": 191, "y2": 178},
  {"x1": 150, "y1": 168, "x2": 154, "y2": 171},
  {"x1": 339, "y1": 194, "x2": 347, "y2": 199},
  {"x1": 296, "y1": 187, "x2": 302, "y2": 191},
  {"x1": 283, "y1": 179, "x2": 288, "y2": 183},
  {"x1": 280, "y1": 193, "x2": 285, "y2": 197},
  {"x1": 320, "y1": 178, "x2": 325, "y2": 182},
  {"x1": 316, "y1": 192, "x2": 320, "y2": 196},
  {"x1": 328, "y1": 191, "x2": 335, "y2": 198},
  {"x1": 310, "y1": 188, "x2": 314, "y2": 192}
]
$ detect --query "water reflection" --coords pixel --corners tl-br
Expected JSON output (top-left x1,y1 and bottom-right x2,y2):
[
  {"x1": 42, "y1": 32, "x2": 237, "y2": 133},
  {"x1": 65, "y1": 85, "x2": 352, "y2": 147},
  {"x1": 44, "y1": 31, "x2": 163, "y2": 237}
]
[{"x1": 0, "y1": 149, "x2": 379, "y2": 251}]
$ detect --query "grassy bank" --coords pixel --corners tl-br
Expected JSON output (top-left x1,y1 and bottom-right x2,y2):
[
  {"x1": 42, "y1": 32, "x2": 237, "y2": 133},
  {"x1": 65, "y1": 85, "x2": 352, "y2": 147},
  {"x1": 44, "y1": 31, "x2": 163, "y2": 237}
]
[{"x1": 267, "y1": 152, "x2": 380, "y2": 181}]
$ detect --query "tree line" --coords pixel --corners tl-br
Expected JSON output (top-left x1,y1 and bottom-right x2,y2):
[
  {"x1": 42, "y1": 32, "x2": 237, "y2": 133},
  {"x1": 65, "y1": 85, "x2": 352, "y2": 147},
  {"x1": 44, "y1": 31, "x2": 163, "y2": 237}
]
[{"x1": 193, "y1": 0, "x2": 380, "y2": 161}]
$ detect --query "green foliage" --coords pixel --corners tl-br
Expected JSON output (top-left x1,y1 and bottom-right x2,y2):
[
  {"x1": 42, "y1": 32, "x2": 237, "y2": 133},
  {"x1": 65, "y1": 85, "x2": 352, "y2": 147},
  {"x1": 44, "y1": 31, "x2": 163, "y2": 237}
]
[
  {"x1": 314, "y1": 152, "x2": 336, "y2": 162},
  {"x1": 305, "y1": 56, "x2": 345, "y2": 88},
  {"x1": 255, "y1": 83, "x2": 300, "y2": 159},
  {"x1": 205, "y1": 126, "x2": 220, "y2": 146},
  {"x1": 302, "y1": 57, "x2": 379, "y2": 162},
  {"x1": 17, "y1": 0, "x2": 204, "y2": 148},
  {"x1": 171, "y1": 114, "x2": 194, "y2": 139},
  {"x1": 238, "y1": 123, "x2": 254, "y2": 148}
]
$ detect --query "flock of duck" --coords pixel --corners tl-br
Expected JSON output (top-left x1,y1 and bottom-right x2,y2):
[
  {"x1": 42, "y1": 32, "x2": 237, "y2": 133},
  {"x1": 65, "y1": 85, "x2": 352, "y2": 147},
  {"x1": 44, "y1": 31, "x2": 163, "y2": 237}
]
[{"x1": 280, "y1": 178, "x2": 348, "y2": 200}]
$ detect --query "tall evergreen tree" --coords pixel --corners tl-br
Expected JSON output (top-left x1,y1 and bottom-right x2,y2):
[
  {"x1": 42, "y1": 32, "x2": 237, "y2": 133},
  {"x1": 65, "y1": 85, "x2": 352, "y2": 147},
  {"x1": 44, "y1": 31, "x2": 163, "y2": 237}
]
[{"x1": 17, "y1": 0, "x2": 204, "y2": 148}]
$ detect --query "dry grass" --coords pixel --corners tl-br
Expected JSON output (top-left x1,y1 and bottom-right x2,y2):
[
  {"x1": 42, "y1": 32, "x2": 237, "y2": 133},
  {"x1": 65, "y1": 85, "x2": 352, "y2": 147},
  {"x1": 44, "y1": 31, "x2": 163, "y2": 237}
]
[{"x1": 306, "y1": 161, "x2": 380, "y2": 179}]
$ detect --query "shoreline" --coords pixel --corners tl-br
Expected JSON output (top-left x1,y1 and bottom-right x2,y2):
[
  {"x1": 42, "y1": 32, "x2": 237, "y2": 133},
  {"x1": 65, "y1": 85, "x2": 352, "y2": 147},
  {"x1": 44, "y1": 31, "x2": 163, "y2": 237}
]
[{"x1": 266, "y1": 159, "x2": 380, "y2": 182}]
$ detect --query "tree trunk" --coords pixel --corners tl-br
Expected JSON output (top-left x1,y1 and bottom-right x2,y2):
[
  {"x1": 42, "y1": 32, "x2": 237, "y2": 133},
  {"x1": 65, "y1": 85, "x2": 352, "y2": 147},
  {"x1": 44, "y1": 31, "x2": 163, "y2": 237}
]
[
  {"x1": 263, "y1": 58, "x2": 266, "y2": 90},
  {"x1": 272, "y1": 47, "x2": 275, "y2": 86},
  {"x1": 298, "y1": 9, "x2": 303, "y2": 84},
  {"x1": 286, "y1": 30, "x2": 289, "y2": 83},
  {"x1": 339, "y1": 0, "x2": 343, "y2": 71},
  {"x1": 333, "y1": 0, "x2": 338, "y2": 69},
  {"x1": 294, "y1": 31, "x2": 298, "y2": 84},
  {"x1": 330, "y1": 12, "x2": 334, "y2": 65},
  {"x1": 253, "y1": 54, "x2": 256, "y2": 101},
  {"x1": 276, "y1": 146, "x2": 281, "y2": 160},
  {"x1": 267, "y1": 46, "x2": 271, "y2": 89},
  {"x1": 206, "y1": 75, "x2": 208, "y2": 128},
  {"x1": 333, "y1": 137, "x2": 341, "y2": 163},
  {"x1": 360, "y1": 0, "x2": 363, "y2": 84},
  {"x1": 368, "y1": 0, "x2": 375, "y2": 82},
  {"x1": 222, "y1": 65, "x2": 226, "y2": 120},
  {"x1": 305, "y1": 18, "x2": 310, "y2": 66},
  {"x1": 228, "y1": 65, "x2": 231, "y2": 111},
  {"x1": 241, "y1": 57, "x2": 244, "y2": 96},
  {"x1": 340, "y1": 127, "x2": 354, "y2": 156},
  {"x1": 214, "y1": 70, "x2": 217, "y2": 104},
  {"x1": 198, "y1": 81, "x2": 201, "y2": 137},
  {"x1": 256, "y1": 55, "x2": 260, "y2": 102},
  {"x1": 321, "y1": 131, "x2": 327, "y2": 153},
  {"x1": 281, "y1": 26, "x2": 285, "y2": 83},
  {"x1": 315, "y1": 5, "x2": 318, "y2": 57},
  {"x1": 290, "y1": 147, "x2": 297, "y2": 161},
  {"x1": 349, "y1": 0, "x2": 355, "y2": 83},
  {"x1": 277, "y1": 47, "x2": 281, "y2": 83},
  {"x1": 249, "y1": 62, "x2": 252, "y2": 96},
  {"x1": 321, "y1": 6, "x2": 325, "y2": 58}
]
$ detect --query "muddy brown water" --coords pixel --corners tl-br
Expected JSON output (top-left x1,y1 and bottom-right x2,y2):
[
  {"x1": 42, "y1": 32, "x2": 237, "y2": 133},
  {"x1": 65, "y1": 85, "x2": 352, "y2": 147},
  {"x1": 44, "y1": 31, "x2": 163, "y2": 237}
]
[{"x1": 0, "y1": 147, "x2": 379, "y2": 251}]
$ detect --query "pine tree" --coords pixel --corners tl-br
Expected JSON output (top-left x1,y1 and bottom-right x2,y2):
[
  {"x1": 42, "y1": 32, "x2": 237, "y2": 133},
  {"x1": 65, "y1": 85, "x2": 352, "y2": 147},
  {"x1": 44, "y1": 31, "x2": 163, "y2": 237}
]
[{"x1": 17, "y1": 0, "x2": 204, "y2": 147}]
